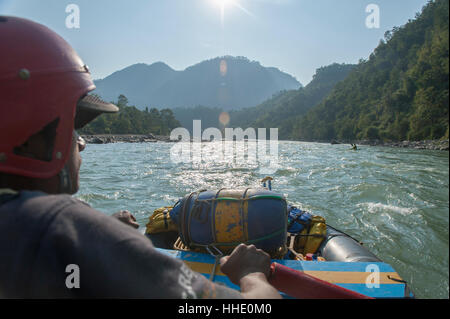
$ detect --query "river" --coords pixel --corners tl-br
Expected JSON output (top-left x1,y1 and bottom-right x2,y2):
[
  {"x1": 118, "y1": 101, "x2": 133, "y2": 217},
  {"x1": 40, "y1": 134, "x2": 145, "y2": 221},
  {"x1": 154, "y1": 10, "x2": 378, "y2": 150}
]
[{"x1": 77, "y1": 141, "x2": 449, "y2": 299}]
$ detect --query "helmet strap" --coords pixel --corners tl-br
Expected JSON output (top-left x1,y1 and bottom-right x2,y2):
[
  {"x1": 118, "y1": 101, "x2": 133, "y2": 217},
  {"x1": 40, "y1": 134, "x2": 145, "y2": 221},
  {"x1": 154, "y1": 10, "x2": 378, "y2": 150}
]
[{"x1": 58, "y1": 165, "x2": 73, "y2": 194}]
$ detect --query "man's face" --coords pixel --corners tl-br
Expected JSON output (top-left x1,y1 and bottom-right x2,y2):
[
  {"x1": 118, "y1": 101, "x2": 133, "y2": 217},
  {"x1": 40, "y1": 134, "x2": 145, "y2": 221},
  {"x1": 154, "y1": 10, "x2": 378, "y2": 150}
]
[{"x1": 66, "y1": 131, "x2": 86, "y2": 194}]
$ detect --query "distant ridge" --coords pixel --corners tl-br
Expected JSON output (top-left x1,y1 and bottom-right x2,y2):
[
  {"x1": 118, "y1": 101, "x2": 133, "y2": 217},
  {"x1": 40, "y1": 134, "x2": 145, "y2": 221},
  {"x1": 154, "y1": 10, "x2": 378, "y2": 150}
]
[
  {"x1": 93, "y1": 56, "x2": 301, "y2": 110},
  {"x1": 94, "y1": 62, "x2": 179, "y2": 108},
  {"x1": 173, "y1": 63, "x2": 355, "y2": 137}
]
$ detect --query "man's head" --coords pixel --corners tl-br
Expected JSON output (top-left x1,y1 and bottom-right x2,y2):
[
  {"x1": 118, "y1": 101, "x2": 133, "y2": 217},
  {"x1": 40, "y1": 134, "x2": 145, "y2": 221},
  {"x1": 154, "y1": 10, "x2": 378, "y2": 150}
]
[{"x1": 0, "y1": 16, "x2": 118, "y2": 194}]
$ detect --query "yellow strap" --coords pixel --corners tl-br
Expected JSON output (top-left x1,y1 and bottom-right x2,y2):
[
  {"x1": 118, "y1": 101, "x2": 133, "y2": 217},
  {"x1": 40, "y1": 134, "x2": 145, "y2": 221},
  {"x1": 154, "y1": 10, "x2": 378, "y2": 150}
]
[{"x1": 260, "y1": 176, "x2": 273, "y2": 183}]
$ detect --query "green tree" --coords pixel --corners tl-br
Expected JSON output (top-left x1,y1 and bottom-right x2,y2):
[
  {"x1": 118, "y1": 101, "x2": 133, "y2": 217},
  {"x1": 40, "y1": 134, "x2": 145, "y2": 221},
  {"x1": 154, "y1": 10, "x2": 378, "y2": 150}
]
[{"x1": 296, "y1": 0, "x2": 449, "y2": 142}]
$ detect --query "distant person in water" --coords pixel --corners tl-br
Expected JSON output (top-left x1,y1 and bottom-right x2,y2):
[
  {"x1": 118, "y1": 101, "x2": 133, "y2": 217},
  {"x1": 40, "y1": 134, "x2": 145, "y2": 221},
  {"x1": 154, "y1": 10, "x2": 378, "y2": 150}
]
[
  {"x1": 0, "y1": 16, "x2": 280, "y2": 299},
  {"x1": 351, "y1": 144, "x2": 358, "y2": 150}
]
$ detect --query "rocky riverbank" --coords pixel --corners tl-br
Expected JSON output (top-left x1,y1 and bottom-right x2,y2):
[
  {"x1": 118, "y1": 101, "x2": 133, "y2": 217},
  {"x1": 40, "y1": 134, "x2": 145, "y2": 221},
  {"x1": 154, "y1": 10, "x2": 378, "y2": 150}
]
[
  {"x1": 82, "y1": 134, "x2": 173, "y2": 144},
  {"x1": 82, "y1": 134, "x2": 449, "y2": 151},
  {"x1": 343, "y1": 139, "x2": 449, "y2": 151}
]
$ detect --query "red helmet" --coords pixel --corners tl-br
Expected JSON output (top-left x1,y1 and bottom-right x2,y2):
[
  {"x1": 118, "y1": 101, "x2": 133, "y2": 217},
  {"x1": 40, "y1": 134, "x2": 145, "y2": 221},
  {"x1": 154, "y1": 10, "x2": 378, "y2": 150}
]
[{"x1": 0, "y1": 16, "x2": 117, "y2": 179}]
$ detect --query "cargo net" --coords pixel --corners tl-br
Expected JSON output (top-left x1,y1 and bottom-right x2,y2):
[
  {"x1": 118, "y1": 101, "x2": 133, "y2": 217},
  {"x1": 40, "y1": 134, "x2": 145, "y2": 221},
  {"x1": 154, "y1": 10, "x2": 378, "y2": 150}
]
[
  {"x1": 145, "y1": 194, "x2": 328, "y2": 261},
  {"x1": 177, "y1": 189, "x2": 289, "y2": 259}
]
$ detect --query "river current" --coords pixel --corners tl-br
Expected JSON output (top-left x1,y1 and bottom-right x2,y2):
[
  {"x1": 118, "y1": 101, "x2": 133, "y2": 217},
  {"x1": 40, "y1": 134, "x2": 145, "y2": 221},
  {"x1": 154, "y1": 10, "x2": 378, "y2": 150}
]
[{"x1": 77, "y1": 141, "x2": 449, "y2": 298}]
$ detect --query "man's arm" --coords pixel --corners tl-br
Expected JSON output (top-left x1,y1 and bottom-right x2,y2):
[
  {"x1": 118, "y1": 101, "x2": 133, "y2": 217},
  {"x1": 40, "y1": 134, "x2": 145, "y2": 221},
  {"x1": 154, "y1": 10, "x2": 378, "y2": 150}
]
[
  {"x1": 32, "y1": 196, "x2": 279, "y2": 298},
  {"x1": 34, "y1": 197, "x2": 244, "y2": 298}
]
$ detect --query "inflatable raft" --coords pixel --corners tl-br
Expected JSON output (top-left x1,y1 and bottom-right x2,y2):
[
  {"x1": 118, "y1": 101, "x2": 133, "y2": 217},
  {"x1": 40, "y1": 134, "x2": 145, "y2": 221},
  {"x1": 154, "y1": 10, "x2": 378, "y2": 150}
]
[{"x1": 145, "y1": 180, "x2": 414, "y2": 299}]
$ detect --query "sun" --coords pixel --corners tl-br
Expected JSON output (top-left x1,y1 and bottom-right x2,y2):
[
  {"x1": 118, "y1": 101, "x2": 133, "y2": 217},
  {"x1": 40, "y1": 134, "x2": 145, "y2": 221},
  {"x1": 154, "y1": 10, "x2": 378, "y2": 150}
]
[
  {"x1": 210, "y1": 0, "x2": 235, "y2": 27},
  {"x1": 209, "y1": 0, "x2": 253, "y2": 27},
  {"x1": 213, "y1": 0, "x2": 234, "y2": 8}
]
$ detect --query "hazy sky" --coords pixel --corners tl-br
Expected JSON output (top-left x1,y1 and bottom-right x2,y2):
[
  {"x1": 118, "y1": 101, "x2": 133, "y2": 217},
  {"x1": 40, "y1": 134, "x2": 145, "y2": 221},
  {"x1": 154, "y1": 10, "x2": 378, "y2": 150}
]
[{"x1": 1, "y1": 0, "x2": 429, "y2": 85}]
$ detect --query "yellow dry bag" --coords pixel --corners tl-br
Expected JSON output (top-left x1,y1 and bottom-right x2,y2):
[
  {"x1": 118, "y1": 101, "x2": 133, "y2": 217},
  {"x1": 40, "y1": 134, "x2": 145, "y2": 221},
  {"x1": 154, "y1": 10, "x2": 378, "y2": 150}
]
[
  {"x1": 145, "y1": 207, "x2": 178, "y2": 234},
  {"x1": 294, "y1": 216, "x2": 327, "y2": 255}
]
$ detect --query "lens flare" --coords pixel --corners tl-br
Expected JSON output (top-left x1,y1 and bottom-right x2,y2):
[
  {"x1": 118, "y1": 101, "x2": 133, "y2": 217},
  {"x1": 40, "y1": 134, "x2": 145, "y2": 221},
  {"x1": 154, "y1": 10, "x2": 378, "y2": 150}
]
[
  {"x1": 219, "y1": 112, "x2": 230, "y2": 126},
  {"x1": 220, "y1": 59, "x2": 227, "y2": 76}
]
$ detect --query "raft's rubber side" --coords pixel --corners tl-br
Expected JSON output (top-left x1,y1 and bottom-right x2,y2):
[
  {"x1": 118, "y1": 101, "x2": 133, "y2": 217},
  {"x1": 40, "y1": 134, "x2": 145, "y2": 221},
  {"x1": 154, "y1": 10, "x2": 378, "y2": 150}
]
[
  {"x1": 157, "y1": 248, "x2": 413, "y2": 299},
  {"x1": 319, "y1": 226, "x2": 381, "y2": 263}
]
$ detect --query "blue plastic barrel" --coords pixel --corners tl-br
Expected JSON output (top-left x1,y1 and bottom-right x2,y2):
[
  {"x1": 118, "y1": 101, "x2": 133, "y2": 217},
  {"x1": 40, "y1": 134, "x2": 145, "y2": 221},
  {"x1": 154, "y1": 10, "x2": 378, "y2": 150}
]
[{"x1": 170, "y1": 188, "x2": 288, "y2": 255}]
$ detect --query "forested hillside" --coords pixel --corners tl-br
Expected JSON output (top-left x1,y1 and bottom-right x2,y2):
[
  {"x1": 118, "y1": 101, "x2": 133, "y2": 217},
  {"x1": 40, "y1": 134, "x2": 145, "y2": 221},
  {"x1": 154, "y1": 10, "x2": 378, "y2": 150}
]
[
  {"x1": 79, "y1": 95, "x2": 180, "y2": 136},
  {"x1": 172, "y1": 106, "x2": 223, "y2": 134},
  {"x1": 229, "y1": 63, "x2": 356, "y2": 139},
  {"x1": 172, "y1": 63, "x2": 355, "y2": 138},
  {"x1": 294, "y1": 0, "x2": 449, "y2": 142}
]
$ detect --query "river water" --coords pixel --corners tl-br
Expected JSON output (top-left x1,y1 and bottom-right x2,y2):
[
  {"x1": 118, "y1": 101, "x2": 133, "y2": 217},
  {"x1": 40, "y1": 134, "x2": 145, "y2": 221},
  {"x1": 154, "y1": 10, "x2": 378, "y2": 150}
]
[{"x1": 77, "y1": 141, "x2": 449, "y2": 299}]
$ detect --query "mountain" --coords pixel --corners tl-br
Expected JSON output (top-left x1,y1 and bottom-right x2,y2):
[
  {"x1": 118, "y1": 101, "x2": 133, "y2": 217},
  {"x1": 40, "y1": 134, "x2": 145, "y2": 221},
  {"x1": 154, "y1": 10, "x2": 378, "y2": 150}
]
[
  {"x1": 294, "y1": 0, "x2": 449, "y2": 142},
  {"x1": 172, "y1": 105, "x2": 223, "y2": 135},
  {"x1": 172, "y1": 63, "x2": 355, "y2": 137},
  {"x1": 93, "y1": 62, "x2": 179, "y2": 108},
  {"x1": 229, "y1": 63, "x2": 356, "y2": 139},
  {"x1": 93, "y1": 56, "x2": 301, "y2": 110}
]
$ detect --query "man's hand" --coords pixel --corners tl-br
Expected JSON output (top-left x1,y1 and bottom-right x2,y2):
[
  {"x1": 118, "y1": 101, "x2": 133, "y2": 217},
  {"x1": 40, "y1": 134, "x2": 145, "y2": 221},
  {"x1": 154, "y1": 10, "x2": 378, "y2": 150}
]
[
  {"x1": 112, "y1": 210, "x2": 139, "y2": 229},
  {"x1": 220, "y1": 244, "x2": 271, "y2": 284},
  {"x1": 219, "y1": 244, "x2": 281, "y2": 299}
]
